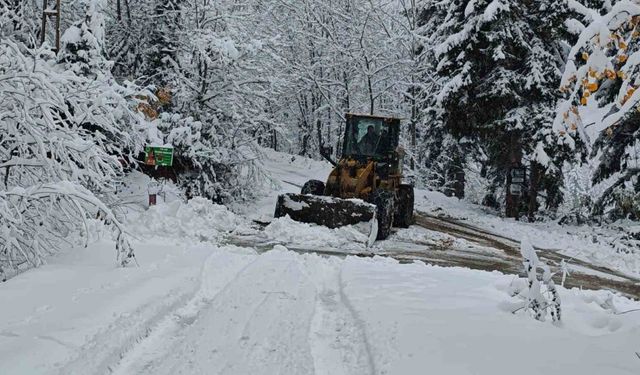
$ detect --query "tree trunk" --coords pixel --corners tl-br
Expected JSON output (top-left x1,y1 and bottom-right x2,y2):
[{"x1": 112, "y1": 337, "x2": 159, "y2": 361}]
[
  {"x1": 528, "y1": 161, "x2": 542, "y2": 221},
  {"x1": 446, "y1": 152, "x2": 465, "y2": 198},
  {"x1": 453, "y1": 165, "x2": 465, "y2": 199},
  {"x1": 271, "y1": 128, "x2": 277, "y2": 151},
  {"x1": 316, "y1": 117, "x2": 322, "y2": 153},
  {"x1": 409, "y1": 71, "x2": 417, "y2": 170},
  {"x1": 124, "y1": 0, "x2": 132, "y2": 24}
]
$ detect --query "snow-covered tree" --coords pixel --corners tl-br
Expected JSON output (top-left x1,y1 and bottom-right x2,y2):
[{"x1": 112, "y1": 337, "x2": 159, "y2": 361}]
[
  {"x1": 57, "y1": 0, "x2": 111, "y2": 77},
  {"x1": 557, "y1": 0, "x2": 640, "y2": 218},
  {"x1": 144, "y1": 0, "x2": 182, "y2": 85},
  {"x1": 135, "y1": 1, "x2": 269, "y2": 203},
  {"x1": 0, "y1": 41, "x2": 143, "y2": 275},
  {"x1": 391, "y1": 0, "x2": 438, "y2": 171},
  {"x1": 424, "y1": 0, "x2": 574, "y2": 213},
  {"x1": 105, "y1": 0, "x2": 155, "y2": 79},
  {"x1": 0, "y1": 0, "x2": 40, "y2": 43}
]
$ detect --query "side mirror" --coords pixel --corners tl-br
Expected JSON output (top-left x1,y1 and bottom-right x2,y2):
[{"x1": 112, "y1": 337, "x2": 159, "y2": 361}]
[{"x1": 321, "y1": 145, "x2": 333, "y2": 157}]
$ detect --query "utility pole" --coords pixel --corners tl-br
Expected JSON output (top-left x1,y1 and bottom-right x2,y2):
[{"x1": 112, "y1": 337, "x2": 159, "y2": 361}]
[{"x1": 40, "y1": 0, "x2": 61, "y2": 53}]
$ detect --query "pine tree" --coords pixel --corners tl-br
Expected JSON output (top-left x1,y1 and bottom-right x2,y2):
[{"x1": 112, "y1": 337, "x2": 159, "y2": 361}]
[
  {"x1": 145, "y1": 0, "x2": 182, "y2": 86},
  {"x1": 414, "y1": 0, "x2": 466, "y2": 197},
  {"x1": 424, "y1": 0, "x2": 574, "y2": 214},
  {"x1": 57, "y1": 0, "x2": 110, "y2": 77}
]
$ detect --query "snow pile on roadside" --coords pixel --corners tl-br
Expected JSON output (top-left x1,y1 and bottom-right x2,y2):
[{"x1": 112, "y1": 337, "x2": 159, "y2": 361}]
[
  {"x1": 115, "y1": 170, "x2": 184, "y2": 210},
  {"x1": 128, "y1": 197, "x2": 247, "y2": 241},
  {"x1": 264, "y1": 215, "x2": 371, "y2": 250}
]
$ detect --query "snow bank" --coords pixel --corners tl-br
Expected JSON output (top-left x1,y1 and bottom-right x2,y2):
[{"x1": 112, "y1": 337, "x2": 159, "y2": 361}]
[
  {"x1": 129, "y1": 197, "x2": 247, "y2": 242},
  {"x1": 264, "y1": 215, "x2": 370, "y2": 250}
]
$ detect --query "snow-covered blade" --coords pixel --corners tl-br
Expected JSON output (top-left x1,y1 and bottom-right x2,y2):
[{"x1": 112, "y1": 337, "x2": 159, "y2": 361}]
[{"x1": 274, "y1": 193, "x2": 377, "y2": 246}]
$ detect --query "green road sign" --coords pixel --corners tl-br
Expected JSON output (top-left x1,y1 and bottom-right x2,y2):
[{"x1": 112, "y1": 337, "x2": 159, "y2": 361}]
[{"x1": 144, "y1": 146, "x2": 174, "y2": 167}]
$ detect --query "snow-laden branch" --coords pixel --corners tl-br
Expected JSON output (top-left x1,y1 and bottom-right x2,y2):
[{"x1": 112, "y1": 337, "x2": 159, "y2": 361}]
[{"x1": 0, "y1": 39, "x2": 143, "y2": 274}]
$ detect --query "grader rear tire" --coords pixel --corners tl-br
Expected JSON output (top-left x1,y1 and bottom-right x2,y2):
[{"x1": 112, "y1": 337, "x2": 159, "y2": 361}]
[
  {"x1": 394, "y1": 184, "x2": 415, "y2": 228},
  {"x1": 301, "y1": 179, "x2": 325, "y2": 195},
  {"x1": 372, "y1": 189, "x2": 395, "y2": 240}
]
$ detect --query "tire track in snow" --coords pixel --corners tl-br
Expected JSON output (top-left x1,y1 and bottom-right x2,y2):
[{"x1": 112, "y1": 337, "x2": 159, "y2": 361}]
[
  {"x1": 110, "y1": 247, "x2": 258, "y2": 375},
  {"x1": 337, "y1": 262, "x2": 377, "y2": 375},
  {"x1": 216, "y1": 259, "x2": 311, "y2": 375},
  {"x1": 144, "y1": 250, "x2": 319, "y2": 375},
  {"x1": 301, "y1": 256, "x2": 375, "y2": 375}
]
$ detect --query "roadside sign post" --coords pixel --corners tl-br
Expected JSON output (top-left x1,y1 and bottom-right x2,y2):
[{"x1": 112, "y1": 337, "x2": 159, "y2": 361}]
[
  {"x1": 509, "y1": 183, "x2": 522, "y2": 196},
  {"x1": 511, "y1": 168, "x2": 526, "y2": 184},
  {"x1": 148, "y1": 180, "x2": 160, "y2": 207},
  {"x1": 143, "y1": 147, "x2": 173, "y2": 208},
  {"x1": 506, "y1": 167, "x2": 526, "y2": 219}
]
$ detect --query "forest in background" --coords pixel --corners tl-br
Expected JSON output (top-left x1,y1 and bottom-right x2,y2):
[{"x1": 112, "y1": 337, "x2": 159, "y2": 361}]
[{"x1": 3, "y1": 0, "x2": 640, "y2": 271}]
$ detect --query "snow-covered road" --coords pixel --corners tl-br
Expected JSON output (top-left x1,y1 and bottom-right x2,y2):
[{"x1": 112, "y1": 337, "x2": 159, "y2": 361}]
[
  {"x1": 6, "y1": 240, "x2": 636, "y2": 375},
  {"x1": 2, "y1": 149, "x2": 640, "y2": 374},
  {"x1": 111, "y1": 248, "x2": 373, "y2": 375}
]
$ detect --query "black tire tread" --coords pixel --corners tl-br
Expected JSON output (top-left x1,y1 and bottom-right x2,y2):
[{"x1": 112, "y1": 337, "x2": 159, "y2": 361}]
[
  {"x1": 371, "y1": 189, "x2": 395, "y2": 240},
  {"x1": 394, "y1": 184, "x2": 415, "y2": 228},
  {"x1": 301, "y1": 179, "x2": 325, "y2": 195}
]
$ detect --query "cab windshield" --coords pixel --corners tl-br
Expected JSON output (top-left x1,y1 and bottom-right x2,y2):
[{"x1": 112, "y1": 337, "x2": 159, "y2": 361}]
[{"x1": 343, "y1": 117, "x2": 395, "y2": 159}]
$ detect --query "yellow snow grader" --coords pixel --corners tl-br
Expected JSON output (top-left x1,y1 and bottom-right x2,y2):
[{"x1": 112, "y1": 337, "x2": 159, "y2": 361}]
[{"x1": 274, "y1": 113, "x2": 414, "y2": 241}]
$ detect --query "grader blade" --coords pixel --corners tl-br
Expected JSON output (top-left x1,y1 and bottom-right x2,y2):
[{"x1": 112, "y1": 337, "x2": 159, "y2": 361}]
[{"x1": 274, "y1": 193, "x2": 378, "y2": 245}]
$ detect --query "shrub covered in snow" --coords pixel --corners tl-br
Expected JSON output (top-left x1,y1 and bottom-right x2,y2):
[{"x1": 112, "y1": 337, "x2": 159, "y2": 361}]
[
  {"x1": 157, "y1": 112, "x2": 264, "y2": 204},
  {"x1": 509, "y1": 238, "x2": 562, "y2": 324}
]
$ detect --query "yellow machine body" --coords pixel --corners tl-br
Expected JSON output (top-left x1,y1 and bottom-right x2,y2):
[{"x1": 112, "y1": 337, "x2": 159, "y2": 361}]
[
  {"x1": 325, "y1": 157, "x2": 402, "y2": 201},
  {"x1": 274, "y1": 113, "x2": 414, "y2": 241}
]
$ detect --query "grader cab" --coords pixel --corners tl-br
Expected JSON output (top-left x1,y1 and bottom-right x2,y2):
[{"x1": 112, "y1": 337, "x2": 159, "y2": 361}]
[{"x1": 274, "y1": 113, "x2": 414, "y2": 241}]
